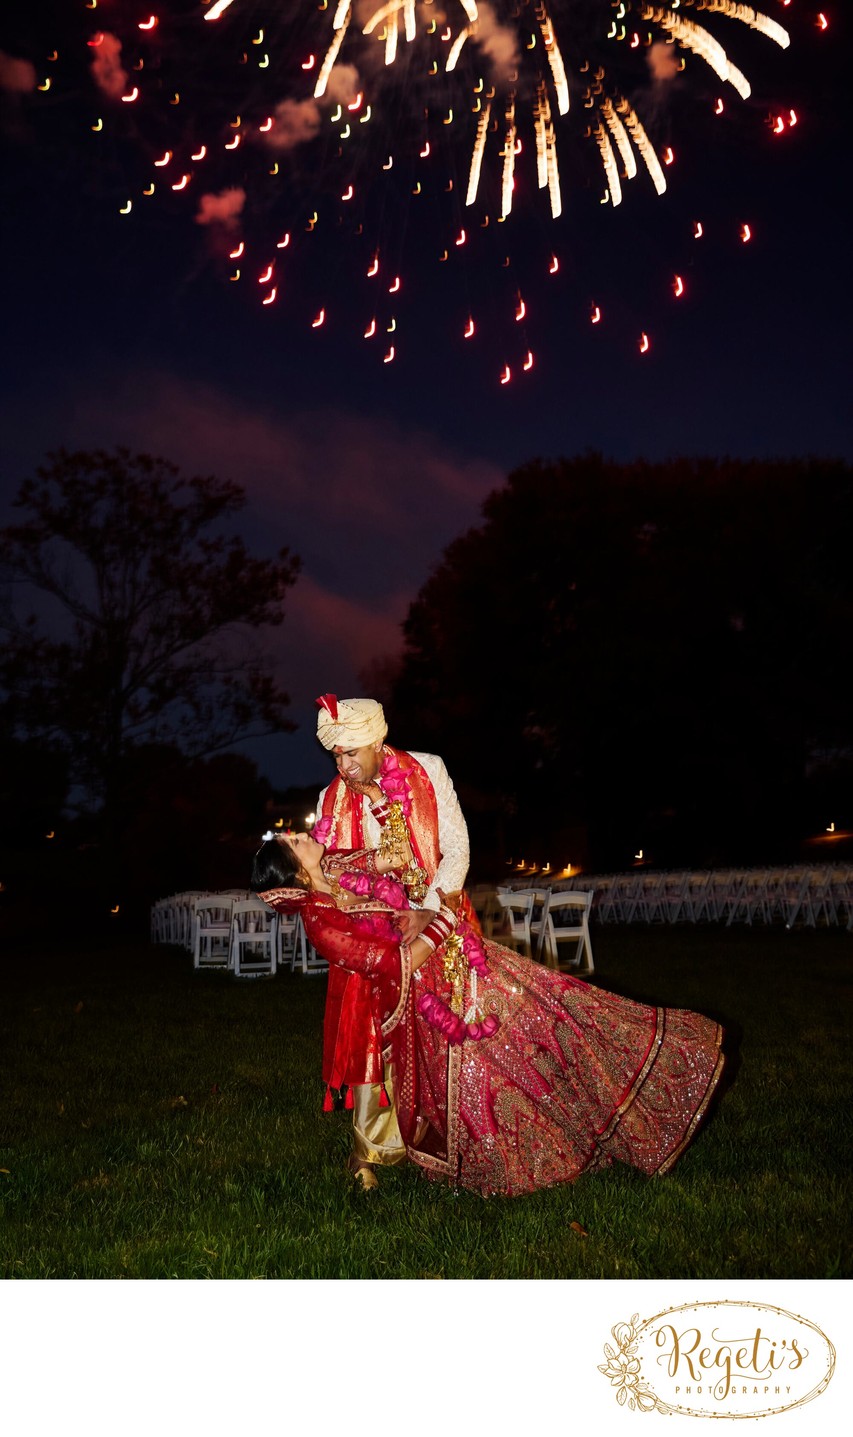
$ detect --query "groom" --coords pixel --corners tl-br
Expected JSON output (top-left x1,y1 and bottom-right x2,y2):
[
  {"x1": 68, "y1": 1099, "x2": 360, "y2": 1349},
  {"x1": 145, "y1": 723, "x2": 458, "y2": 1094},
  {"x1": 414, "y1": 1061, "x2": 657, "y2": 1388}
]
[{"x1": 314, "y1": 693, "x2": 471, "y2": 1188}]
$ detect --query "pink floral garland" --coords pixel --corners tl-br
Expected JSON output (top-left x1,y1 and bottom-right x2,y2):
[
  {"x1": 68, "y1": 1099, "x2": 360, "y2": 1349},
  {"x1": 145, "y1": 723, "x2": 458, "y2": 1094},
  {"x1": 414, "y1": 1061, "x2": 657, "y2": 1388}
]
[
  {"x1": 337, "y1": 870, "x2": 408, "y2": 909},
  {"x1": 312, "y1": 750, "x2": 408, "y2": 850},
  {"x1": 416, "y1": 990, "x2": 499, "y2": 1044},
  {"x1": 378, "y1": 748, "x2": 413, "y2": 816},
  {"x1": 416, "y1": 920, "x2": 499, "y2": 1045},
  {"x1": 318, "y1": 751, "x2": 497, "y2": 1045}
]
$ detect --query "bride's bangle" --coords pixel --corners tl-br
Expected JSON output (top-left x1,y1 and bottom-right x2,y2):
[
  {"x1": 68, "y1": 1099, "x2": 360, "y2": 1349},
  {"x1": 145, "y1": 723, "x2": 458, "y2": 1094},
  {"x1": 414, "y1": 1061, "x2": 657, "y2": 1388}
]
[{"x1": 418, "y1": 907, "x2": 456, "y2": 954}]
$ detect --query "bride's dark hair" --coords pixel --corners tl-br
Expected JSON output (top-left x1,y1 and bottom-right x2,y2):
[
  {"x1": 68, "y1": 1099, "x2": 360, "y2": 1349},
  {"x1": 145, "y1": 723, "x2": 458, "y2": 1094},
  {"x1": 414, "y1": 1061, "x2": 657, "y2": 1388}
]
[{"x1": 250, "y1": 838, "x2": 303, "y2": 894}]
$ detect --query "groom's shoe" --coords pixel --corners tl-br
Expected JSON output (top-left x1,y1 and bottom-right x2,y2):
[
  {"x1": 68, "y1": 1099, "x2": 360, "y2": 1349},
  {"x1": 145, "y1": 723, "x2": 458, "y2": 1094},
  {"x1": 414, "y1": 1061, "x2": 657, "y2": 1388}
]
[{"x1": 346, "y1": 1154, "x2": 379, "y2": 1191}]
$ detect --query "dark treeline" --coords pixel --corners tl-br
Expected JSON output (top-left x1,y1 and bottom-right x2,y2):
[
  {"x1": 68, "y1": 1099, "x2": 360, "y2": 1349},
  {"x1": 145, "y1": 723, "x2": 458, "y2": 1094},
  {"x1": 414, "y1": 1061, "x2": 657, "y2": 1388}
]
[
  {"x1": 0, "y1": 448, "x2": 300, "y2": 930},
  {"x1": 381, "y1": 454, "x2": 853, "y2": 875}
]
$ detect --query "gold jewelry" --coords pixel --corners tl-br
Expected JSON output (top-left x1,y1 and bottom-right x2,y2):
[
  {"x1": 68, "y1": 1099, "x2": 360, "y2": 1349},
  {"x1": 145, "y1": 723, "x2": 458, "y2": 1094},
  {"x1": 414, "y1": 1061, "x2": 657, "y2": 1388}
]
[{"x1": 442, "y1": 931, "x2": 466, "y2": 1015}]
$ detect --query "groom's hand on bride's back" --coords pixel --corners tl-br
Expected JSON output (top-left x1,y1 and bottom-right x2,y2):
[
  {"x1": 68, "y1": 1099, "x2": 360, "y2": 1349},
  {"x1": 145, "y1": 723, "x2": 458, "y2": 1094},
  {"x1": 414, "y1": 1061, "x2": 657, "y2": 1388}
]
[{"x1": 396, "y1": 908, "x2": 436, "y2": 943}]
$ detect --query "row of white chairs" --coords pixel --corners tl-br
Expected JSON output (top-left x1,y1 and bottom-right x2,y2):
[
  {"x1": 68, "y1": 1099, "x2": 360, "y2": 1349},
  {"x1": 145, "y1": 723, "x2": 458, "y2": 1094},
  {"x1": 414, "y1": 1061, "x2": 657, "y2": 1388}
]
[
  {"x1": 150, "y1": 890, "x2": 327, "y2": 977},
  {"x1": 468, "y1": 886, "x2": 594, "y2": 974},
  {"x1": 501, "y1": 865, "x2": 853, "y2": 929}
]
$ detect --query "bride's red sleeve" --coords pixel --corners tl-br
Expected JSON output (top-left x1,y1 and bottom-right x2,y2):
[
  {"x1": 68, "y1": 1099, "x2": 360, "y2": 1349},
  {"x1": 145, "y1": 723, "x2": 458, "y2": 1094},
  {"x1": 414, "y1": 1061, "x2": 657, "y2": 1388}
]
[{"x1": 302, "y1": 901, "x2": 402, "y2": 982}]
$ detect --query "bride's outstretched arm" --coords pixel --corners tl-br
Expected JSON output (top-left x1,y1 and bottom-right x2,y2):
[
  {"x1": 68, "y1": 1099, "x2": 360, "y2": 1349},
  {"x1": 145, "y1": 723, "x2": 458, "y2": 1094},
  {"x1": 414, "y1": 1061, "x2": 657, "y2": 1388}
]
[{"x1": 302, "y1": 899, "x2": 458, "y2": 978}]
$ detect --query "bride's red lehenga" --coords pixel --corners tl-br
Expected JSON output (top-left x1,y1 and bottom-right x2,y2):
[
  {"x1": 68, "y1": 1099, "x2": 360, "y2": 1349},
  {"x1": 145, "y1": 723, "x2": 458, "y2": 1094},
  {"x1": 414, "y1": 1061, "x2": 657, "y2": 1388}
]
[{"x1": 263, "y1": 886, "x2": 725, "y2": 1198}]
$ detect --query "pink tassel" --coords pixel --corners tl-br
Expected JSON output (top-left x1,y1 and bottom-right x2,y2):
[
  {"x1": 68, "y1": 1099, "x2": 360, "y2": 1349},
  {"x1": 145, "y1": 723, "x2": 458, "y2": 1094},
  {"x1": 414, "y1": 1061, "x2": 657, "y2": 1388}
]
[
  {"x1": 379, "y1": 1084, "x2": 390, "y2": 1108},
  {"x1": 344, "y1": 1086, "x2": 354, "y2": 1110}
]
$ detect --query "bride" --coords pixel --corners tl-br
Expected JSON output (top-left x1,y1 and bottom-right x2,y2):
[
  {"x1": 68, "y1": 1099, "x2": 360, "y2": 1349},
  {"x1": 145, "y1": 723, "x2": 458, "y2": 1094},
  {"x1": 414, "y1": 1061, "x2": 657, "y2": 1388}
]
[{"x1": 252, "y1": 831, "x2": 726, "y2": 1198}]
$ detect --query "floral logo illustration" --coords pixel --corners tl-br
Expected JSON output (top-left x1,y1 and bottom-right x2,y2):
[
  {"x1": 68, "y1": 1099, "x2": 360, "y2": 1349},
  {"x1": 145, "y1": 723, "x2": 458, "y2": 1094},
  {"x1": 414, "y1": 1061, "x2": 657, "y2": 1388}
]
[
  {"x1": 598, "y1": 1301, "x2": 835, "y2": 1420},
  {"x1": 598, "y1": 1314, "x2": 670, "y2": 1414}
]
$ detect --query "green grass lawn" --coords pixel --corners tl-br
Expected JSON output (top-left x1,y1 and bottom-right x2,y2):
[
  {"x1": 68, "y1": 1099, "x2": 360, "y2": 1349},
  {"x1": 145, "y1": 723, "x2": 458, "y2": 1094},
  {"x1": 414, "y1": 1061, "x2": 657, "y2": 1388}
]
[{"x1": 1, "y1": 924, "x2": 850, "y2": 1279}]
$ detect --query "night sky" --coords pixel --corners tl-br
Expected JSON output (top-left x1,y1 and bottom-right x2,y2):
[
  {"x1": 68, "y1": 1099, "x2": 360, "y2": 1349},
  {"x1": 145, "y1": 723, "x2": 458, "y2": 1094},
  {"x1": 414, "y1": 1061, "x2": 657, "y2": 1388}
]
[{"x1": 1, "y1": 2, "x2": 849, "y2": 790}]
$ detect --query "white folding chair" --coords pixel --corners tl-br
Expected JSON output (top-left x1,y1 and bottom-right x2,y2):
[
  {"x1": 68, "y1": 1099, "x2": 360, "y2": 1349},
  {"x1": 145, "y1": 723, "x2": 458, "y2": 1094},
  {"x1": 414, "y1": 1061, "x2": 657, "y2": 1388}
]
[
  {"x1": 171, "y1": 891, "x2": 208, "y2": 950},
  {"x1": 678, "y1": 871, "x2": 713, "y2": 924},
  {"x1": 637, "y1": 872, "x2": 669, "y2": 925},
  {"x1": 150, "y1": 897, "x2": 169, "y2": 944},
  {"x1": 536, "y1": 889, "x2": 594, "y2": 974},
  {"x1": 706, "y1": 869, "x2": 739, "y2": 924},
  {"x1": 467, "y1": 886, "x2": 506, "y2": 940},
  {"x1": 276, "y1": 912, "x2": 328, "y2": 975},
  {"x1": 622, "y1": 873, "x2": 656, "y2": 924},
  {"x1": 192, "y1": 896, "x2": 234, "y2": 970},
  {"x1": 230, "y1": 899, "x2": 278, "y2": 978},
  {"x1": 805, "y1": 866, "x2": 839, "y2": 928},
  {"x1": 526, "y1": 888, "x2": 551, "y2": 959},
  {"x1": 659, "y1": 872, "x2": 691, "y2": 923},
  {"x1": 593, "y1": 875, "x2": 619, "y2": 924},
  {"x1": 494, "y1": 889, "x2": 535, "y2": 957},
  {"x1": 608, "y1": 873, "x2": 642, "y2": 923},
  {"x1": 726, "y1": 869, "x2": 772, "y2": 926}
]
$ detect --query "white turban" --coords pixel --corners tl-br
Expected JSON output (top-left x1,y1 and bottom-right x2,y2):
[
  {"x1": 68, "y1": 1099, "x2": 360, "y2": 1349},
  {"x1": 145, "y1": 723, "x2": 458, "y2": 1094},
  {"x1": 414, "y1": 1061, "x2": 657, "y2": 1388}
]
[{"x1": 316, "y1": 694, "x2": 388, "y2": 750}]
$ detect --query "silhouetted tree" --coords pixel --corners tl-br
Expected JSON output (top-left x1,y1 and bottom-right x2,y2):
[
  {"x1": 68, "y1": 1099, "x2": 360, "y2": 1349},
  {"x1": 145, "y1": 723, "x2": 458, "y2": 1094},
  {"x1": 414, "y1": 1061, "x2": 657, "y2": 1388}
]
[
  {"x1": 0, "y1": 448, "x2": 300, "y2": 857},
  {"x1": 387, "y1": 454, "x2": 853, "y2": 869}
]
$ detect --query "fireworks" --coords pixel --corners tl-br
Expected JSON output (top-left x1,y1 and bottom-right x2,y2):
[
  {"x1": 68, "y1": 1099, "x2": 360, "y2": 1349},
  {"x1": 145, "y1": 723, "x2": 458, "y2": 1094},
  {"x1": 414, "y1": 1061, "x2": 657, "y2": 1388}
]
[{"x1": 10, "y1": 1, "x2": 825, "y2": 376}]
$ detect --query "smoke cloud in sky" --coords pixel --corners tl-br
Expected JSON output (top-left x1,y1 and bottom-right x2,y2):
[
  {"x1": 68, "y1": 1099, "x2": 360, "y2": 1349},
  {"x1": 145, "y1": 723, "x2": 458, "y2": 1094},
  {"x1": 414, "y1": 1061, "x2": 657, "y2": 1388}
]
[
  {"x1": 261, "y1": 62, "x2": 362, "y2": 153},
  {"x1": 195, "y1": 187, "x2": 246, "y2": 228},
  {"x1": 473, "y1": 3, "x2": 520, "y2": 85},
  {"x1": 262, "y1": 97, "x2": 322, "y2": 152},
  {"x1": 89, "y1": 33, "x2": 128, "y2": 100},
  {"x1": 646, "y1": 40, "x2": 679, "y2": 83},
  {"x1": 322, "y1": 62, "x2": 362, "y2": 107},
  {"x1": 0, "y1": 51, "x2": 36, "y2": 93}
]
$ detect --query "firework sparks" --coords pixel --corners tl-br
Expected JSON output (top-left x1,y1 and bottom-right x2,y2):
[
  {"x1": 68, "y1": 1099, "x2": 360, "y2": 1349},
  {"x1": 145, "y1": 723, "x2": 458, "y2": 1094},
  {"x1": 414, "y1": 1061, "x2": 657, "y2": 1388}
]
[{"x1": 21, "y1": 0, "x2": 813, "y2": 369}]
